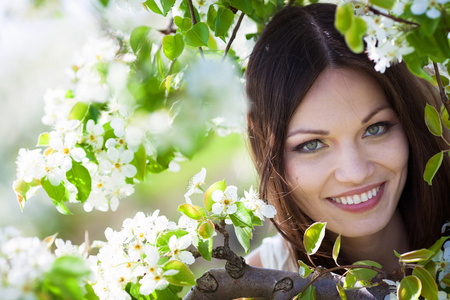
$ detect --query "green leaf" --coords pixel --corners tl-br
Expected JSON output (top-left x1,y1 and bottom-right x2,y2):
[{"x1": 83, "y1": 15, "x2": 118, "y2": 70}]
[
  {"x1": 12, "y1": 178, "x2": 40, "y2": 211},
  {"x1": 99, "y1": 0, "x2": 110, "y2": 7},
  {"x1": 203, "y1": 180, "x2": 227, "y2": 212},
  {"x1": 369, "y1": 0, "x2": 394, "y2": 9},
  {"x1": 440, "y1": 273, "x2": 450, "y2": 287},
  {"x1": 333, "y1": 234, "x2": 341, "y2": 266},
  {"x1": 235, "y1": 225, "x2": 252, "y2": 253},
  {"x1": 398, "y1": 275, "x2": 421, "y2": 300},
  {"x1": 163, "y1": 33, "x2": 185, "y2": 60},
  {"x1": 151, "y1": 284, "x2": 183, "y2": 299},
  {"x1": 37, "y1": 132, "x2": 50, "y2": 146},
  {"x1": 198, "y1": 220, "x2": 215, "y2": 239},
  {"x1": 69, "y1": 102, "x2": 89, "y2": 121},
  {"x1": 304, "y1": 222, "x2": 327, "y2": 255},
  {"x1": 403, "y1": 52, "x2": 432, "y2": 81},
  {"x1": 130, "y1": 26, "x2": 151, "y2": 53},
  {"x1": 298, "y1": 260, "x2": 313, "y2": 278},
  {"x1": 65, "y1": 161, "x2": 92, "y2": 203},
  {"x1": 174, "y1": 16, "x2": 192, "y2": 32},
  {"x1": 41, "y1": 177, "x2": 70, "y2": 204},
  {"x1": 207, "y1": 5, "x2": 217, "y2": 30},
  {"x1": 336, "y1": 282, "x2": 347, "y2": 300},
  {"x1": 185, "y1": 22, "x2": 209, "y2": 47},
  {"x1": 425, "y1": 103, "x2": 442, "y2": 136},
  {"x1": 344, "y1": 16, "x2": 367, "y2": 54},
  {"x1": 144, "y1": 0, "x2": 163, "y2": 14},
  {"x1": 49, "y1": 256, "x2": 91, "y2": 278},
  {"x1": 198, "y1": 238, "x2": 213, "y2": 261},
  {"x1": 412, "y1": 266, "x2": 438, "y2": 300},
  {"x1": 229, "y1": 201, "x2": 252, "y2": 227},
  {"x1": 400, "y1": 248, "x2": 435, "y2": 263},
  {"x1": 423, "y1": 151, "x2": 444, "y2": 185},
  {"x1": 163, "y1": 260, "x2": 196, "y2": 286},
  {"x1": 230, "y1": 0, "x2": 253, "y2": 14},
  {"x1": 441, "y1": 105, "x2": 450, "y2": 130},
  {"x1": 178, "y1": 203, "x2": 203, "y2": 220},
  {"x1": 334, "y1": 3, "x2": 354, "y2": 34},
  {"x1": 131, "y1": 145, "x2": 146, "y2": 181},
  {"x1": 297, "y1": 285, "x2": 316, "y2": 300},
  {"x1": 161, "y1": 0, "x2": 176, "y2": 16},
  {"x1": 214, "y1": 7, "x2": 234, "y2": 41},
  {"x1": 343, "y1": 272, "x2": 357, "y2": 289},
  {"x1": 350, "y1": 260, "x2": 382, "y2": 282}
]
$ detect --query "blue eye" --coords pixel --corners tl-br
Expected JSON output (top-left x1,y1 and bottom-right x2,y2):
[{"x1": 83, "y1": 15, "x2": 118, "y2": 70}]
[
  {"x1": 295, "y1": 139, "x2": 326, "y2": 153},
  {"x1": 363, "y1": 122, "x2": 392, "y2": 138}
]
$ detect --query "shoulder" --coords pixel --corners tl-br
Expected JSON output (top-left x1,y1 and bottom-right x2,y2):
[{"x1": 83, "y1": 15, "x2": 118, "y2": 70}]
[{"x1": 245, "y1": 247, "x2": 263, "y2": 267}]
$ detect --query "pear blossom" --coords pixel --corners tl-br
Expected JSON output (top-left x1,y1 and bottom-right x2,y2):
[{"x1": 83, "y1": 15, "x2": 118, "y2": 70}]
[
  {"x1": 184, "y1": 168, "x2": 206, "y2": 204},
  {"x1": 43, "y1": 153, "x2": 66, "y2": 186},
  {"x1": 54, "y1": 238, "x2": 84, "y2": 257},
  {"x1": 115, "y1": 0, "x2": 146, "y2": 13},
  {"x1": 241, "y1": 186, "x2": 276, "y2": 220},
  {"x1": 84, "y1": 119, "x2": 104, "y2": 150},
  {"x1": 211, "y1": 186, "x2": 238, "y2": 216},
  {"x1": 168, "y1": 235, "x2": 195, "y2": 265},
  {"x1": 98, "y1": 148, "x2": 137, "y2": 180},
  {"x1": 49, "y1": 131, "x2": 86, "y2": 171},
  {"x1": 83, "y1": 173, "x2": 110, "y2": 212},
  {"x1": 410, "y1": 0, "x2": 448, "y2": 19},
  {"x1": 105, "y1": 176, "x2": 135, "y2": 211},
  {"x1": 41, "y1": 88, "x2": 75, "y2": 126},
  {"x1": 15, "y1": 148, "x2": 46, "y2": 183}
]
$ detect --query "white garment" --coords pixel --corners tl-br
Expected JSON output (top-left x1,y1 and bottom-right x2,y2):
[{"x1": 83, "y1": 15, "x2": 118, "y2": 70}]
[{"x1": 259, "y1": 234, "x2": 298, "y2": 272}]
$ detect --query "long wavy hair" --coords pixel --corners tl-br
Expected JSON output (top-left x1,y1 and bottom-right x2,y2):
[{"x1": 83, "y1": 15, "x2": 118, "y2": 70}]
[{"x1": 246, "y1": 3, "x2": 450, "y2": 269}]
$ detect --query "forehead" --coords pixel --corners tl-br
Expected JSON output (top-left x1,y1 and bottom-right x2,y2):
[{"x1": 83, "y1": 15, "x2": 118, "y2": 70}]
[{"x1": 288, "y1": 68, "x2": 390, "y2": 128}]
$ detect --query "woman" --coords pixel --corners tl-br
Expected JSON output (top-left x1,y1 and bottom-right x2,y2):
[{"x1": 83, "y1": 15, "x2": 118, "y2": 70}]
[{"x1": 245, "y1": 3, "x2": 450, "y2": 274}]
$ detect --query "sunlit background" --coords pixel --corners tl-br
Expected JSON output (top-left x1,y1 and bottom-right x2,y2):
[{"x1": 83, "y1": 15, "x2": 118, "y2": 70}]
[{"x1": 0, "y1": 0, "x2": 276, "y2": 281}]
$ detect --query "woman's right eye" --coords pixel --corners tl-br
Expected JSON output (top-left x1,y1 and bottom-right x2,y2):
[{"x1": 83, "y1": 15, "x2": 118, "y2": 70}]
[{"x1": 294, "y1": 139, "x2": 327, "y2": 153}]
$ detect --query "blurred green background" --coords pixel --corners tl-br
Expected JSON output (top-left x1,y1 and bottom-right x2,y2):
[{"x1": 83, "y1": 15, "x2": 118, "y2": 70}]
[{"x1": 0, "y1": 0, "x2": 276, "y2": 281}]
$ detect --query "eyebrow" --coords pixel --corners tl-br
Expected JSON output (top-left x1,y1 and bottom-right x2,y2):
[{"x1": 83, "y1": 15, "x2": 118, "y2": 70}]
[{"x1": 286, "y1": 104, "x2": 392, "y2": 138}]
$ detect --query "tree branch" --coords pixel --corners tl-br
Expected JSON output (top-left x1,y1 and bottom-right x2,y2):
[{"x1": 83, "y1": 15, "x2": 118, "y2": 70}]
[
  {"x1": 187, "y1": 0, "x2": 205, "y2": 60},
  {"x1": 368, "y1": 6, "x2": 419, "y2": 27},
  {"x1": 183, "y1": 266, "x2": 390, "y2": 299},
  {"x1": 222, "y1": 12, "x2": 245, "y2": 61},
  {"x1": 433, "y1": 62, "x2": 450, "y2": 120}
]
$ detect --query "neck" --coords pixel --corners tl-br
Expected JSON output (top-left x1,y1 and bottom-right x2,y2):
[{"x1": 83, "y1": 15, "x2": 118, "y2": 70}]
[{"x1": 339, "y1": 209, "x2": 409, "y2": 274}]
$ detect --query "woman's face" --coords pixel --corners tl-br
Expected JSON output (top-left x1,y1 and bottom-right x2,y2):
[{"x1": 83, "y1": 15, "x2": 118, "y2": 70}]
[{"x1": 284, "y1": 68, "x2": 409, "y2": 238}]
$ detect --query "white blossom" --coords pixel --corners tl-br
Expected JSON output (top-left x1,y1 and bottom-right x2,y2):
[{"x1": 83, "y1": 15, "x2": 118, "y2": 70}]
[
  {"x1": 211, "y1": 186, "x2": 238, "y2": 216},
  {"x1": 168, "y1": 235, "x2": 195, "y2": 265},
  {"x1": 241, "y1": 186, "x2": 276, "y2": 220},
  {"x1": 184, "y1": 168, "x2": 206, "y2": 204}
]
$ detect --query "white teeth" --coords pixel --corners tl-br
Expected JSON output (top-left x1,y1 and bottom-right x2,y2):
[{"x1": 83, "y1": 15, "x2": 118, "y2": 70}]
[{"x1": 331, "y1": 186, "x2": 380, "y2": 205}]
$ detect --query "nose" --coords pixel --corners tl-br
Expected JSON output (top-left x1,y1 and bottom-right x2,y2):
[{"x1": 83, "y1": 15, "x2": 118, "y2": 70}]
[{"x1": 334, "y1": 143, "x2": 374, "y2": 184}]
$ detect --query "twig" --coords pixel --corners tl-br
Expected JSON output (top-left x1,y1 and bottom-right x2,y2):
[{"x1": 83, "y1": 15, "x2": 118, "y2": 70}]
[
  {"x1": 298, "y1": 264, "x2": 385, "y2": 295},
  {"x1": 187, "y1": 0, "x2": 205, "y2": 60},
  {"x1": 433, "y1": 62, "x2": 450, "y2": 120},
  {"x1": 159, "y1": 18, "x2": 176, "y2": 35},
  {"x1": 368, "y1": 6, "x2": 419, "y2": 27},
  {"x1": 222, "y1": 12, "x2": 245, "y2": 61},
  {"x1": 214, "y1": 220, "x2": 230, "y2": 249}
]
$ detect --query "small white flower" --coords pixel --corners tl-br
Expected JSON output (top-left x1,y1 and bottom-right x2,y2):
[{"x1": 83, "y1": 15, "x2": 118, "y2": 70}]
[
  {"x1": 98, "y1": 147, "x2": 137, "y2": 180},
  {"x1": 85, "y1": 119, "x2": 104, "y2": 150},
  {"x1": 241, "y1": 186, "x2": 276, "y2": 220},
  {"x1": 211, "y1": 186, "x2": 238, "y2": 216},
  {"x1": 15, "y1": 148, "x2": 46, "y2": 183},
  {"x1": 168, "y1": 235, "x2": 195, "y2": 265},
  {"x1": 49, "y1": 131, "x2": 86, "y2": 171},
  {"x1": 116, "y1": 0, "x2": 146, "y2": 13},
  {"x1": 410, "y1": 0, "x2": 447, "y2": 19},
  {"x1": 184, "y1": 168, "x2": 206, "y2": 204}
]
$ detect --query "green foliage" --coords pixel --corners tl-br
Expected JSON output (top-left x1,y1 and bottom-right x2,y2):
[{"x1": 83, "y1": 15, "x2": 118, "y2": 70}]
[
  {"x1": 69, "y1": 102, "x2": 89, "y2": 121},
  {"x1": 398, "y1": 275, "x2": 422, "y2": 300},
  {"x1": 163, "y1": 260, "x2": 197, "y2": 286},
  {"x1": 335, "y1": 3, "x2": 353, "y2": 34},
  {"x1": 298, "y1": 260, "x2": 313, "y2": 278},
  {"x1": 424, "y1": 151, "x2": 444, "y2": 185},
  {"x1": 344, "y1": 17, "x2": 367, "y2": 54},
  {"x1": 163, "y1": 33, "x2": 185, "y2": 60},
  {"x1": 235, "y1": 225, "x2": 252, "y2": 253},
  {"x1": 203, "y1": 179, "x2": 226, "y2": 211},
  {"x1": 185, "y1": 22, "x2": 210, "y2": 47},
  {"x1": 303, "y1": 222, "x2": 327, "y2": 256},
  {"x1": 425, "y1": 103, "x2": 442, "y2": 136},
  {"x1": 412, "y1": 266, "x2": 439, "y2": 300},
  {"x1": 41, "y1": 177, "x2": 71, "y2": 214},
  {"x1": 37, "y1": 132, "x2": 50, "y2": 146},
  {"x1": 297, "y1": 285, "x2": 316, "y2": 300},
  {"x1": 66, "y1": 160, "x2": 92, "y2": 203},
  {"x1": 332, "y1": 234, "x2": 341, "y2": 266},
  {"x1": 215, "y1": 7, "x2": 234, "y2": 41}
]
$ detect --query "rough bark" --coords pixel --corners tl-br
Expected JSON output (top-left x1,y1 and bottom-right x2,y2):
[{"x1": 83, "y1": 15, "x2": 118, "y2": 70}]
[{"x1": 184, "y1": 265, "x2": 391, "y2": 300}]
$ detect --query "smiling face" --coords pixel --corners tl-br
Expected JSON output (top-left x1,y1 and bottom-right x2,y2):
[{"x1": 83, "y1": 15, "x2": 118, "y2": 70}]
[{"x1": 284, "y1": 68, "x2": 409, "y2": 238}]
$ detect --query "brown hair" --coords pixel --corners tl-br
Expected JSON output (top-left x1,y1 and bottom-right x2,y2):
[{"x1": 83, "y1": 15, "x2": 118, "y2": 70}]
[{"x1": 246, "y1": 3, "x2": 450, "y2": 269}]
